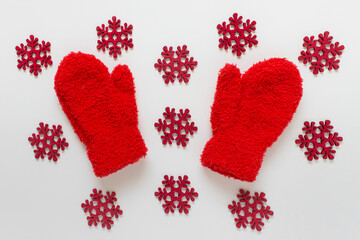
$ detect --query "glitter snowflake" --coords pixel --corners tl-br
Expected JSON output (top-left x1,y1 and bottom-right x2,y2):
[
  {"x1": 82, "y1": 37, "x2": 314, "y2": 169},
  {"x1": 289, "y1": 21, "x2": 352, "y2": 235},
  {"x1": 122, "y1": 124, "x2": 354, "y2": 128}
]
[
  {"x1": 154, "y1": 107, "x2": 198, "y2": 147},
  {"x1": 15, "y1": 35, "x2": 53, "y2": 76},
  {"x1": 217, "y1": 13, "x2": 258, "y2": 57},
  {"x1": 154, "y1": 45, "x2": 198, "y2": 84},
  {"x1": 228, "y1": 189, "x2": 273, "y2": 231},
  {"x1": 155, "y1": 175, "x2": 198, "y2": 214},
  {"x1": 96, "y1": 16, "x2": 133, "y2": 58},
  {"x1": 295, "y1": 120, "x2": 343, "y2": 161},
  {"x1": 298, "y1": 31, "x2": 345, "y2": 75},
  {"x1": 81, "y1": 188, "x2": 123, "y2": 230},
  {"x1": 28, "y1": 122, "x2": 68, "y2": 162}
]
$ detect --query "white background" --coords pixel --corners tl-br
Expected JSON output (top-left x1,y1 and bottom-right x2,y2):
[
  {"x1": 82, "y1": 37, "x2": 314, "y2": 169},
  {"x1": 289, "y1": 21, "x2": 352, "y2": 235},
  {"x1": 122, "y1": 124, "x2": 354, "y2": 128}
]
[{"x1": 0, "y1": 0, "x2": 359, "y2": 239}]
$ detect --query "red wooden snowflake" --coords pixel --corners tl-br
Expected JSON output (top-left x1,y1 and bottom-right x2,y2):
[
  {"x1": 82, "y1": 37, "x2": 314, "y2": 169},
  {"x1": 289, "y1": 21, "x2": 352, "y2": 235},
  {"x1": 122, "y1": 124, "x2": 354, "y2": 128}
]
[
  {"x1": 15, "y1": 35, "x2": 53, "y2": 76},
  {"x1": 217, "y1": 13, "x2": 258, "y2": 57},
  {"x1": 155, "y1": 175, "x2": 198, "y2": 214},
  {"x1": 81, "y1": 188, "x2": 123, "y2": 230},
  {"x1": 28, "y1": 122, "x2": 68, "y2": 162},
  {"x1": 154, "y1": 107, "x2": 198, "y2": 147},
  {"x1": 229, "y1": 189, "x2": 273, "y2": 232},
  {"x1": 299, "y1": 31, "x2": 345, "y2": 75},
  {"x1": 154, "y1": 45, "x2": 198, "y2": 84},
  {"x1": 295, "y1": 120, "x2": 343, "y2": 161},
  {"x1": 96, "y1": 16, "x2": 133, "y2": 58}
]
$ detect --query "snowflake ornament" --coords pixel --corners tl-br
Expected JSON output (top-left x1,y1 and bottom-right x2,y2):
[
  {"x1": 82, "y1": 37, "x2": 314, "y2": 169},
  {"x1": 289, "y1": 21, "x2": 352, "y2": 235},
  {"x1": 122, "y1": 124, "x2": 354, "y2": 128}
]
[
  {"x1": 15, "y1": 35, "x2": 53, "y2": 76},
  {"x1": 154, "y1": 45, "x2": 198, "y2": 84},
  {"x1": 155, "y1": 175, "x2": 198, "y2": 214},
  {"x1": 28, "y1": 122, "x2": 68, "y2": 162},
  {"x1": 154, "y1": 107, "x2": 198, "y2": 147},
  {"x1": 229, "y1": 189, "x2": 274, "y2": 232},
  {"x1": 96, "y1": 16, "x2": 133, "y2": 58},
  {"x1": 217, "y1": 13, "x2": 258, "y2": 57},
  {"x1": 299, "y1": 31, "x2": 345, "y2": 75},
  {"x1": 81, "y1": 188, "x2": 123, "y2": 230},
  {"x1": 295, "y1": 120, "x2": 343, "y2": 161}
]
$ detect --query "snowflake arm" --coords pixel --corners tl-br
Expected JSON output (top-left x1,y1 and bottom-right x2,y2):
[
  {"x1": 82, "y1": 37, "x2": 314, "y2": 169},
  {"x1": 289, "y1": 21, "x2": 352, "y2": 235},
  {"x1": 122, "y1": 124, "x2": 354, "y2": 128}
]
[
  {"x1": 102, "y1": 216, "x2": 114, "y2": 230},
  {"x1": 326, "y1": 57, "x2": 340, "y2": 71},
  {"x1": 34, "y1": 146, "x2": 46, "y2": 159},
  {"x1": 87, "y1": 214, "x2": 99, "y2": 227},
  {"x1": 177, "y1": 70, "x2": 191, "y2": 83},
  {"x1": 295, "y1": 135, "x2": 309, "y2": 148},
  {"x1": 228, "y1": 201, "x2": 242, "y2": 215},
  {"x1": 111, "y1": 205, "x2": 123, "y2": 218},
  {"x1": 321, "y1": 147, "x2": 336, "y2": 160},
  {"x1": 319, "y1": 120, "x2": 333, "y2": 133},
  {"x1": 250, "y1": 217, "x2": 265, "y2": 231},
  {"x1": 259, "y1": 205, "x2": 274, "y2": 220},
  {"x1": 177, "y1": 175, "x2": 190, "y2": 186},
  {"x1": 47, "y1": 149, "x2": 60, "y2": 162},
  {"x1": 305, "y1": 147, "x2": 319, "y2": 161},
  {"x1": 177, "y1": 201, "x2": 191, "y2": 214},
  {"x1": 81, "y1": 200, "x2": 92, "y2": 213},
  {"x1": 161, "y1": 132, "x2": 174, "y2": 145},
  {"x1": 235, "y1": 216, "x2": 249, "y2": 229},
  {"x1": 154, "y1": 188, "x2": 168, "y2": 201},
  {"x1": 28, "y1": 133, "x2": 42, "y2": 147},
  {"x1": 184, "y1": 188, "x2": 199, "y2": 201},
  {"x1": 327, "y1": 132, "x2": 343, "y2": 146},
  {"x1": 176, "y1": 134, "x2": 189, "y2": 147},
  {"x1": 163, "y1": 201, "x2": 176, "y2": 214},
  {"x1": 162, "y1": 175, "x2": 175, "y2": 187},
  {"x1": 237, "y1": 189, "x2": 251, "y2": 202}
]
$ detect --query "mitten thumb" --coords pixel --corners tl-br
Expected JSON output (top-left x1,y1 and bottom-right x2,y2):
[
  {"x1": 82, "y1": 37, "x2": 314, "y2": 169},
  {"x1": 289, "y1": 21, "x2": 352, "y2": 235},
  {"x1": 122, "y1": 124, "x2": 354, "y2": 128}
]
[{"x1": 210, "y1": 64, "x2": 242, "y2": 135}]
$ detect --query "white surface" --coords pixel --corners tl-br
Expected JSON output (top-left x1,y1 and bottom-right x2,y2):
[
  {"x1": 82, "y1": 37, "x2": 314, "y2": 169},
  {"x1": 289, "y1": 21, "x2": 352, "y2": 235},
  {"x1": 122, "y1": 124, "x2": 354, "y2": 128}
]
[{"x1": 0, "y1": 0, "x2": 360, "y2": 239}]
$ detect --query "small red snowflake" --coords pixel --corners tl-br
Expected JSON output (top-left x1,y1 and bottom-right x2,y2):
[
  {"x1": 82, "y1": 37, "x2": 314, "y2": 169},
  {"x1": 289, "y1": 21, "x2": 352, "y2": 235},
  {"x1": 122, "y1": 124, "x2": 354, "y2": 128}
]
[
  {"x1": 154, "y1": 107, "x2": 198, "y2": 147},
  {"x1": 81, "y1": 188, "x2": 123, "y2": 230},
  {"x1": 96, "y1": 16, "x2": 133, "y2": 58},
  {"x1": 28, "y1": 122, "x2": 68, "y2": 162},
  {"x1": 295, "y1": 120, "x2": 343, "y2": 161},
  {"x1": 217, "y1": 13, "x2": 258, "y2": 57},
  {"x1": 154, "y1": 45, "x2": 198, "y2": 84},
  {"x1": 155, "y1": 175, "x2": 198, "y2": 214},
  {"x1": 15, "y1": 35, "x2": 53, "y2": 76},
  {"x1": 299, "y1": 31, "x2": 345, "y2": 75},
  {"x1": 229, "y1": 189, "x2": 273, "y2": 232}
]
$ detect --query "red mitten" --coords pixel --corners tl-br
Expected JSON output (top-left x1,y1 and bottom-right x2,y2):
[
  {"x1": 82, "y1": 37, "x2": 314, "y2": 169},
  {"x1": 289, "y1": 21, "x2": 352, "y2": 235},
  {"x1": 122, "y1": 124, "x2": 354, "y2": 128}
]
[
  {"x1": 201, "y1": 58, "x2": 302, "y2": 182},
  {"x1": 55, "y1": 52, "x2": 147, "y2": 177}
]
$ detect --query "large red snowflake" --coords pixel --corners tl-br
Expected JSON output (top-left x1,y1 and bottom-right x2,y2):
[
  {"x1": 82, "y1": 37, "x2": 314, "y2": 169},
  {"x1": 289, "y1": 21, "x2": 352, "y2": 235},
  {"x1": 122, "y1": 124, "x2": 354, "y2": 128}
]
[
  {"x1": 154, "y1": 45, "x2": 198, "y2": 84},
  {"x1": 28, "y1": 122, "x2": 68, "y2": 162},
  {"x1": 81, "y1": 188, "x2": 123, "y2": 230},
  {"x1": 96, "y1": 16, "x2": 133, "y2": 58},
  {"x1": 154, "y1": 107, "x2": 198, "y2": 147},
  {"x1": 217, "y1": 13, "x2": 258, "y2": 57},
  {"x1": 15, "y1": 35, "x2": 53, "y2": 76},
  {"x1": 295, "y1": 120, "x2": 343, "y2": 161},
  {"x1": 229, "y1": 189, "x2": 273, "y2": 232},
  {"x1": 298, "y1": 31, "x2": 345, "y2": 75},
  {"x1": 155, "y1": 175, "x2": 198, "y2": 214}
]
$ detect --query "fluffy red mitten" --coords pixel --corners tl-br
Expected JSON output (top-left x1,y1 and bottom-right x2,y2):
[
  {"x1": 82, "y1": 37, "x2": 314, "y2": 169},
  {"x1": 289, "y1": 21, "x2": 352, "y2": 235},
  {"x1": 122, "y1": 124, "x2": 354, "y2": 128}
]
[
  {"x1": 55, "y1": 52, "x2": 147, "y2": 177},
  {"x1": 201, "y1": 58, "x2": 303, "y2": 182}
]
